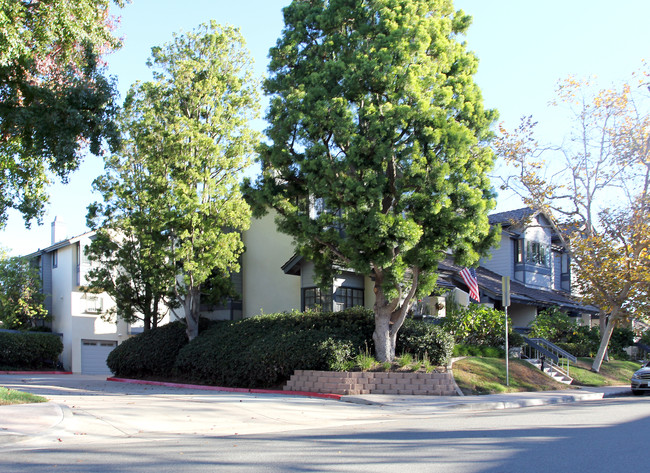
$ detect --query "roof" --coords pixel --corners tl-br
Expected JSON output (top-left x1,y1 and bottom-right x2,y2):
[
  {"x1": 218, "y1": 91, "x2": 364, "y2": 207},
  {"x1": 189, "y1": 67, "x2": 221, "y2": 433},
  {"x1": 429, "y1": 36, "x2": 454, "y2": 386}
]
[
  {"x1": 488, "y1": 208, "x2": 536, "y2": 226},
  {"x1": 438, "y1": 258, "x2": 598, "y2": 315},
  {"x1": 24, "y1": 230, "x2": 96, "y2": 259}
]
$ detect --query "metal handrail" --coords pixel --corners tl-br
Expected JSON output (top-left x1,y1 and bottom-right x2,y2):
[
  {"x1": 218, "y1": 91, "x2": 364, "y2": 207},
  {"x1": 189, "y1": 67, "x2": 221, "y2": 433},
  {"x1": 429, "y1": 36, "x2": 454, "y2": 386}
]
[
  {"x1": 523, "y1": 337, "x2": 574, "y2": 380},
  {"x1": 528, "y1": 338, "x2": 577, "y2": 363}
]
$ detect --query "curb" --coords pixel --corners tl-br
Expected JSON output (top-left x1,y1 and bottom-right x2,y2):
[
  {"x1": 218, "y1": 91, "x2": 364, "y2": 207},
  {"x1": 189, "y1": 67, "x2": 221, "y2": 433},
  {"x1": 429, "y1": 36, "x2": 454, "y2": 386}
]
[
  {"x1": 0, "y1": 371, "x2": 73, "y2": 375},
  {"x1": 106, "y1": 377, "x2": 343, "y2": 401}
]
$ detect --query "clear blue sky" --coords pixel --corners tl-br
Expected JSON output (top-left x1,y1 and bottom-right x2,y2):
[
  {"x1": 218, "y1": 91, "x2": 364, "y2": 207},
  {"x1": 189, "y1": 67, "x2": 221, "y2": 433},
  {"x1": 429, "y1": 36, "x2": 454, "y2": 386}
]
[{"x1": 3, "y1": 0, "x2": 649, "y2": 255}]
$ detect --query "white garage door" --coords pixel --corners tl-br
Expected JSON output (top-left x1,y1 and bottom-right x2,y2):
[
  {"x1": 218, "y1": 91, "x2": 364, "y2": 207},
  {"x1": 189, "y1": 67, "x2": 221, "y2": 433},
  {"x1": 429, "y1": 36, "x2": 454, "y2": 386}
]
[{"x1": 81, "y1": 340, "x2": 117, "y2": 375}]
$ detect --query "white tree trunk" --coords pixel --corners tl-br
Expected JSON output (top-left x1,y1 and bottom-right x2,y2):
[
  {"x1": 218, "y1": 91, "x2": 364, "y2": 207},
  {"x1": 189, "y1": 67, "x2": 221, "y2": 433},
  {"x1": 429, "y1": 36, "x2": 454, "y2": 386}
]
[
  {"x1": 373, "y1": 306, "x2": 396, "y2": 362},
  {"x1": 592, "y1": 315, "x2": 617, "y2": 372}
]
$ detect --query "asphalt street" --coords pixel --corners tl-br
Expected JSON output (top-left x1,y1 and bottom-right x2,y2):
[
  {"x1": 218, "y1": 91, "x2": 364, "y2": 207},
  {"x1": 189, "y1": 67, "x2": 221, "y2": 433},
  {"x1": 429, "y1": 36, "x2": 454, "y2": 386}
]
[{"x1": 0, "y1": 375, "x2": 643, "y2": 472}]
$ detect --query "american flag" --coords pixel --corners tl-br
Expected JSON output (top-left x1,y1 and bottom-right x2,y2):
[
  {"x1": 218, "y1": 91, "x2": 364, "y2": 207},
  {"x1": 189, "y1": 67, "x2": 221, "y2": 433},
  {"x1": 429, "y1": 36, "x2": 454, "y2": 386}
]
[{"x1": 460, "y1": 267, "x2": 480, "y2": 302}]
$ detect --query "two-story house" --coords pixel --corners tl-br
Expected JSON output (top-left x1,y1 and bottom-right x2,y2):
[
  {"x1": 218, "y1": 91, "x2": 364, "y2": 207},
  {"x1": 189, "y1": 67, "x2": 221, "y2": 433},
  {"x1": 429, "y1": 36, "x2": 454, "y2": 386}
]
[{"x1": 436, "y1": 208, "x2": 597, "y2": 329}]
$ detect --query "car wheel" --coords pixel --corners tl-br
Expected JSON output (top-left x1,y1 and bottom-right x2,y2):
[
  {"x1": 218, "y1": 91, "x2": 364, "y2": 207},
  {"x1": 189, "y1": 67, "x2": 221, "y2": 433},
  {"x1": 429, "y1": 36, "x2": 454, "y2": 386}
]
[{"x1": 632, "y1": 388, "x2": 643, "y2": 395}]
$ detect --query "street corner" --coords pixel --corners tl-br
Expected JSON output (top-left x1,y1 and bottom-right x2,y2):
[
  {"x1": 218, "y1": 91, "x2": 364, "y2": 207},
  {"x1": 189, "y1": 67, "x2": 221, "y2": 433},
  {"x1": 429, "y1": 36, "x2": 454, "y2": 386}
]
[{"x1": 0, "y1": 401, "x2": 66, "y2": 444}]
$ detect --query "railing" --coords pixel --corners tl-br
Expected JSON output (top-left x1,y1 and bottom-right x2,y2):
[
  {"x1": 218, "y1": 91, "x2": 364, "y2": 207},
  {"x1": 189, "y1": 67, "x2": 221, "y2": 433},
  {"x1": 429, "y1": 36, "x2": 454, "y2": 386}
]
[{"x1": 523, "y1": 337, "x2": 576, "y2": 379}]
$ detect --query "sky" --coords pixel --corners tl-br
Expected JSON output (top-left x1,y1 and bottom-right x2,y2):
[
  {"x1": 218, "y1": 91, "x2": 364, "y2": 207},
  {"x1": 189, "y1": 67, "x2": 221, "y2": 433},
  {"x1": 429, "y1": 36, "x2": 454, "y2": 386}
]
[{"x1": 2, "y1": 0, "x2": 650, "y2": 256}]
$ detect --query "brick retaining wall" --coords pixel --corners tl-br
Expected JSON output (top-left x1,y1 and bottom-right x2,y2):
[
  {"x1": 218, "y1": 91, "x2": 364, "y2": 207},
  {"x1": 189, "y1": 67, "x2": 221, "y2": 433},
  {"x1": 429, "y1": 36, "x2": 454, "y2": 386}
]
[{"x1": 284, "y1": 370, "x2": 458, "y2": 396}]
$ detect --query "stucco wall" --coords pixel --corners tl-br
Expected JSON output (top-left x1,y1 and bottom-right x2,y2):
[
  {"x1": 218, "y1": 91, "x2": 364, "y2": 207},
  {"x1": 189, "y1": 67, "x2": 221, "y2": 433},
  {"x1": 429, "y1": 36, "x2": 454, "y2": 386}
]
[{"x1": 241, "y1": 212, "x2": 301, "y2": 317}]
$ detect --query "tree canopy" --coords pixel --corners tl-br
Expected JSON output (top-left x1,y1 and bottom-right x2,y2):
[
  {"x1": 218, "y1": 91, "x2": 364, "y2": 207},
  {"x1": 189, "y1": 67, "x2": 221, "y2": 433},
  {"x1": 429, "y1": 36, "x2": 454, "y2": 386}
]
[
  {"x1": 0, "y1": 249, "x2": 49, "y2": 330},
  {"x1": 88, "y1": 21, "x2": 259, "y2": 340},
  {"x1": 245, "y1": 0, "x2": 498, "y2": 362},
  {"x1": 496, "y1": 69, "x2": 650, "y2": 372},
  {"x1": 0, "y1": 0, "x2": 125, "y2": 228}
]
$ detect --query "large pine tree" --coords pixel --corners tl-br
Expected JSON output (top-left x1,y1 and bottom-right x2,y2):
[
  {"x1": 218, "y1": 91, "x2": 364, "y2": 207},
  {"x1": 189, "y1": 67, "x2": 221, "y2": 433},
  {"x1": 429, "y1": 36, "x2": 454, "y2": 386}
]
[{"x1": 245, "y1": 0, "x2": 498, "y2": 361}]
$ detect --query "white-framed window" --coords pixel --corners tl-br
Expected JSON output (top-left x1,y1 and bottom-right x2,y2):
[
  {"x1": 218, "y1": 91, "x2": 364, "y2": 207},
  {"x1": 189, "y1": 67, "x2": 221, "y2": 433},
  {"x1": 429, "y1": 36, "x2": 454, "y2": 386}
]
[
  {"x1": 52, "y1": 250, "x2": 58, "y2": 268},
  {"x1": 83, "y1": 294, "x2": 104, "y2": 314}
]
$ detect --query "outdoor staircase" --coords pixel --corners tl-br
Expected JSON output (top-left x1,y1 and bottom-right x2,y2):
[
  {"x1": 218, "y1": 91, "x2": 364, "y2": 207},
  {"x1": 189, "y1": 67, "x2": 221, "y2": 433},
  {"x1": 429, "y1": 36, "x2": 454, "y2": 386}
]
[
  {"x1": 521, "y1": 337, "x2": 577, "y2": 385},
  {"x1": 525, "y1": 358, "x2": 573, "y2": 384}
]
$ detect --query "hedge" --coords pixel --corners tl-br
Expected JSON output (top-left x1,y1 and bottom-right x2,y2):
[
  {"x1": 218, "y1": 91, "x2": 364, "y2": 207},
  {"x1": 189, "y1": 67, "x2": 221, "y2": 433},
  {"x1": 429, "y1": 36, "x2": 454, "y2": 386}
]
[
  {"x1": 106, "y1": 318, "x2": 217, "y2": 377},
  {"x1": 0, "y1": 331, "x2": 63, "y2": 369},
  {"x1": 107, "y1": 307, "x2": 455, "y2": 389},
  {"x1": 174, "y1": 308, "x2": 375, "y2": 388},
  {"x1": 397, "y1": 318, "x2": 454, "y2": 366}
]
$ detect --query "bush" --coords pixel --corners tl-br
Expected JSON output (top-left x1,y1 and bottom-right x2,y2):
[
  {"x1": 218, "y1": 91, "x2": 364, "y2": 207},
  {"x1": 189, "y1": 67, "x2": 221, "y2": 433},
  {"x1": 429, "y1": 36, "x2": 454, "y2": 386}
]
[
  {"x1": 174, "y1": 308, "x2": 375, "y2": 388},
  {"x1": 0, "y1": 331, "x2": 63, "y2": 369},
  {"x1": 397, "y1": 319, "x2": 454, "y2": 365},
  {"x1": 442, "y1": 303, "x2": 509, "y2": 347},
  {"x1": 106, "y1": 319, "x2": 217, "y2": 377}
]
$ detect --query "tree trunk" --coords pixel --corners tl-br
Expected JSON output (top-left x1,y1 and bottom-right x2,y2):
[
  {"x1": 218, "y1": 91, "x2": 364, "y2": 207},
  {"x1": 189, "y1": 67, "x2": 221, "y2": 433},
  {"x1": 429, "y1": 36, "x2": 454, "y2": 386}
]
[
  {"x1": 592, "y1": 313, "x2": 617, "y2": 372},
  {"x1": 185, "y1": 286, "x2": 201, "y2": 341},
  {"x1": 373, "y1": 304, "x2": 396, "y2": 362}
]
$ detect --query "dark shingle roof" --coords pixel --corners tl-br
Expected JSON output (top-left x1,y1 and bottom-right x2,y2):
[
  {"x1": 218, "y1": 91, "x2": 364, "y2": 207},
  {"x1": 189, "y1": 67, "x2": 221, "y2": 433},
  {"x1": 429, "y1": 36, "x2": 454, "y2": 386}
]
[
  {"x1": 488, "y1": 208, "x2": 535, "y2": 226},
  {"x1": 437, "y1": 258, "x2": 598, "y2": 314}
]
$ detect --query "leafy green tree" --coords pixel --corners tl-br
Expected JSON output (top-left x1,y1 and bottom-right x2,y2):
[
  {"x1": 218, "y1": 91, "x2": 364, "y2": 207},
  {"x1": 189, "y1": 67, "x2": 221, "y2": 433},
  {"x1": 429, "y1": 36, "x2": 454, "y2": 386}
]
[
  {"x1": 85, "y1": 147, "x2": 178, "y2": 331},
  {"x1": 91, "y1": 22, "x2": 259, "y2": 340},
  {"x1": 0, "y1": 0, "x2": 125, "y2": 228},
  {"x1": 245, "y1": 0, "x2": 498, "y2": 362},
  {"x1": 0, "y1": 249, "x2": 49, "y2": 330}
]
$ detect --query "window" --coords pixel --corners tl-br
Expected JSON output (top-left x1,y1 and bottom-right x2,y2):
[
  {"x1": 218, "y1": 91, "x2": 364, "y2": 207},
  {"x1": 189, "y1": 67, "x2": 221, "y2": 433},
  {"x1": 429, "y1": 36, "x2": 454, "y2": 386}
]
[
  {"x1": 334, "y1": 287, "x2": 363, "y2": 310},
  {"x1": 526, "y1": 241, "x2": 549, "y2": 266},
  {"x1": 83, "y1": 294, "x2": 103, "y2": 314},
  {"x1": 303, "y1": 287, "x2": 332, "y2": 311},
  {"x1": 514, "y1": 239, "x2": 523, "y2": 264},
  {"x1": 52, "y1": 250, "x2": 58, "y2": 268}
]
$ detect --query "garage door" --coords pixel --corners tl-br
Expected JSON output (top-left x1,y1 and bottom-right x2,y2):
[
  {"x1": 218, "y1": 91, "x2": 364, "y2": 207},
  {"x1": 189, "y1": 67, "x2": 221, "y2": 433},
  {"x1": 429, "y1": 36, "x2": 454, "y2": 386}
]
[{"x1": 81, "y1": 340, "x2": 117, "y2": 375}]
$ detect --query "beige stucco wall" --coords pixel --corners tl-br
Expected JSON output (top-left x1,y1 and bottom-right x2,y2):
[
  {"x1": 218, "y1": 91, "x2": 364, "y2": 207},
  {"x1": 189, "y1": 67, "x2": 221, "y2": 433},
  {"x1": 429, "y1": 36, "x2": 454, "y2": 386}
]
[
  {"x1": 241, "y1": 212, "x2": 301, "y2": 318},
  {"x1": 48, "y1": 239, "x2": 126, "y2": 373}
]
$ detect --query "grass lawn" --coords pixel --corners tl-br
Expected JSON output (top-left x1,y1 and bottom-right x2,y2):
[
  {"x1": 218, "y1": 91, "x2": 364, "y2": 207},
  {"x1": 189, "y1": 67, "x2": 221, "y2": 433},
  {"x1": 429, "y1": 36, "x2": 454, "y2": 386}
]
[
  {"x1": 0, "y1": 386, "x2": 48, "y2": 405},
  {"x1": 453, "y1": 356, "x2": 641, "y2": 395},
  {"x1": 568, "y1": 358, "x2": 641, "y2": 387},
  {"x1": 453, "y1": 357, "x2": 570, "y2": 395}
]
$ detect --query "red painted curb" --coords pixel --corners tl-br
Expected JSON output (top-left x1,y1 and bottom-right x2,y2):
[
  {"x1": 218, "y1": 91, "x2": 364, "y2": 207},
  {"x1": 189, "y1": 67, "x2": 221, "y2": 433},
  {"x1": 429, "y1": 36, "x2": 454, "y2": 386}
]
[
  {"x1": 0, "y1": 371, "x2": 73, "y2": 375},
  {"x1": 106, "y1": 377, "x2": 342, "y2": 401}
]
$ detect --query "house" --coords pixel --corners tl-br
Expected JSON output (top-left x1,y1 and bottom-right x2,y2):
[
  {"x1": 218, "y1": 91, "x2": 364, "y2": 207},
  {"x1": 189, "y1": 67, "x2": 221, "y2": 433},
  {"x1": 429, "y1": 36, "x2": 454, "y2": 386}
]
[
  {"x1": 435, "y1": 208, "x2": 598, "y2": 329},
  {"x1": 27, "y1": 218, "x2": 128, "y2": 374},
  {"x1": 28, "y1": 207, "x2": 596, "y2": 373}
]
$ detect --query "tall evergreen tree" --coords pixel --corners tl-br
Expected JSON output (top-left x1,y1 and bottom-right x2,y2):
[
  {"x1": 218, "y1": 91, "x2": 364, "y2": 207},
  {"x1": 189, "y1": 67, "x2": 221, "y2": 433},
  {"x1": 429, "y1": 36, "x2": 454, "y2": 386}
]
[
  {"x1": 245, "y1": 0, "x2": 498, "y2": 361},
  {"x1": 88, "y1": 22, "x2": 259, "y2": 340}
]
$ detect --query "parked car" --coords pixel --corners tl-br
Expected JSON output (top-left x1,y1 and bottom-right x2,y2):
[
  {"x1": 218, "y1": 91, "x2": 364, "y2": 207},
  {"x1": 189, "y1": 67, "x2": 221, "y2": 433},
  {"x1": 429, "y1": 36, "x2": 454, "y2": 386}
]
[{"x1": 631, "y1": 360, "x2": 650, "y2": 395}]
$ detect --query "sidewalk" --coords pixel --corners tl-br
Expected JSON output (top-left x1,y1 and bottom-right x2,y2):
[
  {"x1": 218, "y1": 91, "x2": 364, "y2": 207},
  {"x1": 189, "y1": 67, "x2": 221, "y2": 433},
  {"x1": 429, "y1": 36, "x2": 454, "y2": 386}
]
[{"x1": 0, "y1": 374, "x2": 633, "y2": 445}]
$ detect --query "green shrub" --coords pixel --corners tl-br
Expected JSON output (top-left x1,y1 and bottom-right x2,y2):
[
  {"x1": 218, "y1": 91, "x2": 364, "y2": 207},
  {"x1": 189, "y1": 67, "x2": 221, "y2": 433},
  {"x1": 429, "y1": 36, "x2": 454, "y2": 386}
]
[
  {"x1": 174, "y1": 308, "x2": 375, "y2": 388},
  {"x1": 397, "y1": 319, "x2": 454, "y2": 365},
  {"x1": 442, "y1": 304, "x2": 509, "y2": 347},
  {"x1": 0, "y1": 331, "x2": 63, "y2": 369},
  {"x1": 508, "y1": 331, "x2": 525, "y2": 348},
  {"x1": 555, "y1": 342, "x2": 595, "y2": 358},
  {"x1": 106, "y1": 319, "x2": 216, "y2": 377}
]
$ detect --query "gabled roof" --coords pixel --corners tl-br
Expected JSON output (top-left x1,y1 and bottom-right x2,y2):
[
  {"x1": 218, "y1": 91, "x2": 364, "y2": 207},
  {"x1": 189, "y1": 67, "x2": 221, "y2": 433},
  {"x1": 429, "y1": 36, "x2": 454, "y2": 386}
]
[
  {"x1": 437, "y1": 258, "x2": 598, "y2": 315},
  {"x1": 24, "y1": 230, "x2": 95, "y2": 259},
  {"x1": 488, "y1": 207, "x2": 536, "y2": 227}
]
